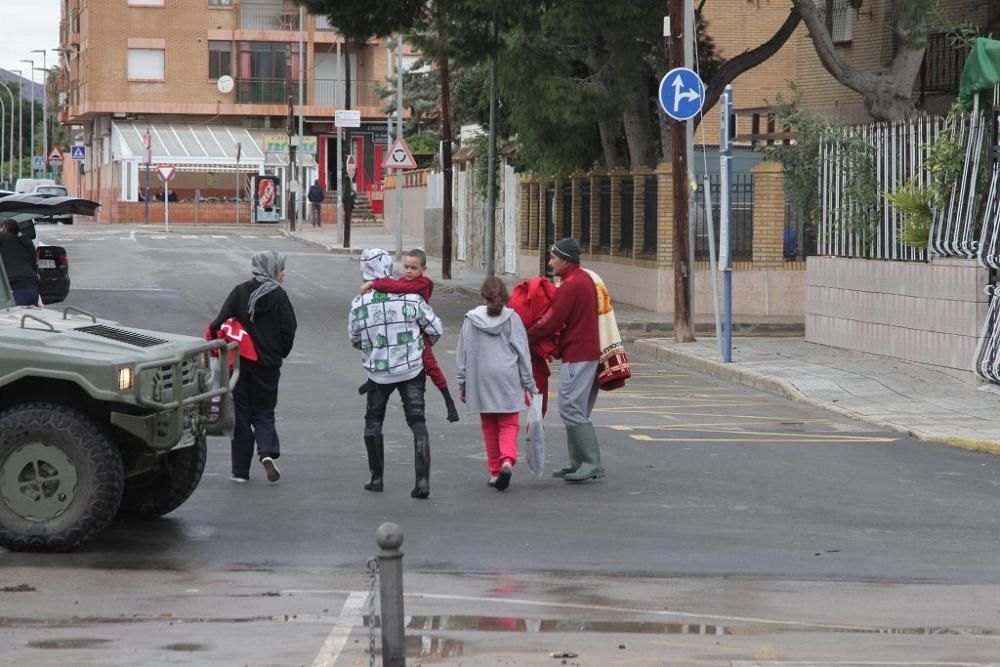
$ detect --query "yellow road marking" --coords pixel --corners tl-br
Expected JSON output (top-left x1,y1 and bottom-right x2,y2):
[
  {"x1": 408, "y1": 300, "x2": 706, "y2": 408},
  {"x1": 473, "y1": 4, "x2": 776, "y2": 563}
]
[
  {"x1": 630, "y1": 433, "x2": 897, "y2": 443},
  {"x1": 609, "y1": 420, "x2": 831, "y2": 431},
  {"x1": 597, "y1": 402, "x2": 774, "y2": 412}
]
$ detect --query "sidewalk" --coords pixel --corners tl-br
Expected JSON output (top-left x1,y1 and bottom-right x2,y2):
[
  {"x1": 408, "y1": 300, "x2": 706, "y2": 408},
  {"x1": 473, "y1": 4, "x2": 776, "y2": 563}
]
[
  {"x1": 282, "y1": 224, "x2": 1000, "y2": 454},
  {"x1": 280, "y1": 224, "x2": 803, "y2": 336},
  {"x1": 636, "y1": 336, "x2": 1000, "y2": 454}
]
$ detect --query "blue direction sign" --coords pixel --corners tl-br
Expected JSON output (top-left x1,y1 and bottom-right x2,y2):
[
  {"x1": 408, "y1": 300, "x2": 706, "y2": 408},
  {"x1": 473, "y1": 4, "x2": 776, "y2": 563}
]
[
  {"x1": 70, "y1": 144, "x2": 86, "y2": 160},
  {"x1": 658, "y1": 67, "x2": 705, "y2": 121}
]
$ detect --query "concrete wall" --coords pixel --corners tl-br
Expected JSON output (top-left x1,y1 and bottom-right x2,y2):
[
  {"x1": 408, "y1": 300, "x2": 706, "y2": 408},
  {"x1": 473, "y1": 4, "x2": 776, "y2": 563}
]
[
  {"x1": 382, "y1": 171, "x2": 428, "y2": 241},
  {"x1": 518, "y1": 252, "x2": 805, "y2": 318},
  {"x1": 806, "y1": 257, "x2": 990, "y2": 383}
]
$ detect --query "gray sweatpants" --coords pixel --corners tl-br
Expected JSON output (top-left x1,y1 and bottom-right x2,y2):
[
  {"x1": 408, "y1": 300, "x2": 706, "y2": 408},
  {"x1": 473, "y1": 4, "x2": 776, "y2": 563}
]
[{"x1": 558, "y1": 360, "x2": 599, "y2": 426}]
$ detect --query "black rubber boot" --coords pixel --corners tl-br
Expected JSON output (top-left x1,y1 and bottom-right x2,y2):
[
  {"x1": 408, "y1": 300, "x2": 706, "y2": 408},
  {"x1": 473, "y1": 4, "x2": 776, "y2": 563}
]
[
  {"x1": 410, "y1": 433, "x2": 431, "y2": 499},
  {"x1": 440, "y1": 387, "x2": 460, "y2": 423},
  {"x1": 363, "y1": 434, "x2": 384, "y2": 492}
]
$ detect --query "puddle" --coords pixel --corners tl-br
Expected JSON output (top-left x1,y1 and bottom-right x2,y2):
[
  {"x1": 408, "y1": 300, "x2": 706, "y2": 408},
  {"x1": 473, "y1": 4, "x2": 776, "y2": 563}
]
[
  {"x1": 162, "y1": 642, "x2": 210, "y2": 652},
  {"x1": 28, "y1": 638, "x2": 113, "y2": 649},
  {"x1": 397, "y1": 615, "x2": 1000, "y2": 638}
]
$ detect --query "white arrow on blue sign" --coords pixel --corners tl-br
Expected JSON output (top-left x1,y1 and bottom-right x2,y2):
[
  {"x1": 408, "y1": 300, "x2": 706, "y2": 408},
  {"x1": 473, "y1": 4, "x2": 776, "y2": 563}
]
[
  {"x1": 70, "y1": 144, "x2": 86, "y2": 160},
  {"x1": 658, "y1": 67, "x2": 705, "y2": 122}
]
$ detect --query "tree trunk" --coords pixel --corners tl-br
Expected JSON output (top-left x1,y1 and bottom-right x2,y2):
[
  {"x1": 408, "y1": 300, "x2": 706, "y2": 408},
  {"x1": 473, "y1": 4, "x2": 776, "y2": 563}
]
[
  {"x1": 598, "y1": 118, "x2": 622, "y2": 169},
  {"x1": 621, "y1": 67, "x2": 656, "y2": 168},
  {"x1": 794, "y1": 0, "x2": 926, "y2": 121}
]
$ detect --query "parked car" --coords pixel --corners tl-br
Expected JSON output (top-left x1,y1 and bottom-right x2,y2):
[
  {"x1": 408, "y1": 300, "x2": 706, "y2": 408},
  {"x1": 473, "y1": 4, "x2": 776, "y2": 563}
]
[
  {"x1": 0, "y1": 194, "x2": 239, "y2": 553},
  {"x1": 31, "y1": 185, "x2": 74, "y2": 224},
  {"x1": 14, "y1": 178, "x2": 55, "y2": 194},
  {"x1": 0, "y1": 194, "x2": 90, "y2": 305}
]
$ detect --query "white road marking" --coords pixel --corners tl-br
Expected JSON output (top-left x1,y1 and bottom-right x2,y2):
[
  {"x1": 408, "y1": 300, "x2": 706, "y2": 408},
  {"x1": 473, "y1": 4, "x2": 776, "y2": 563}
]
[
  {"x1": 152, "y1": 235, "x2": 167, "y2": 239},
  {"x1": 211, "y1": 235, "x2": 228, "y2": 239},
  {"x1": 240, "y1": 235, "x2": 257, "y2": 238},
  {"x1": 181, "y1": 234, "x2": 198, "y2": 239},
  {"x1": 311, "y1": 590, "x2": 368, "y2": 667}
]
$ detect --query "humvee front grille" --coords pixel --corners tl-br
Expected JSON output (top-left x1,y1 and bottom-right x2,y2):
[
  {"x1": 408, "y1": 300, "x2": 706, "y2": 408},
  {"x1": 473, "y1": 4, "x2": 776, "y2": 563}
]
[{"x1": 74, "y1": 324, "x2": 168, "y2": 348}]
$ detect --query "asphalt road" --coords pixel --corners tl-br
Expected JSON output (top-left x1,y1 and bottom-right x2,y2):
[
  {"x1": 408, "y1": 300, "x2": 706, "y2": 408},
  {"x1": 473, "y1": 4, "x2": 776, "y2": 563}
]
[{"x1": 3, "y1": 225, "x2": 1000, "y2": 666}]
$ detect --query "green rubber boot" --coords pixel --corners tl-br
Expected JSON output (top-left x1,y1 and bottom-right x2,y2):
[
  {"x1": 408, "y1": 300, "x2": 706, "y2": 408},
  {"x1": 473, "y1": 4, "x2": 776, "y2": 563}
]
[
  {"x1": 551, "y1": 424, "x2": 585, "y2": 478},
  {"x1": 563, "y1": 423, "x2": 605, "y2": 482}
]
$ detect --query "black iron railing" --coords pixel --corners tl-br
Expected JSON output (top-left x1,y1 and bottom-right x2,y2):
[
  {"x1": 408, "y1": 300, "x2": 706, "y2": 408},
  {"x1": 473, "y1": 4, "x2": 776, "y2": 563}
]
[
  {"x1": 643, "y1": 175, "x2": 658, "y2": 258},
  {"x1": 695, "y1": 173, "x2": 754, "y2": 262},
  {"x1": 597, "y1": 176, "x2": 611, "y2": 253},
  {"x1": 620, "y1": 178, "x2": 634, "y2": 256}
]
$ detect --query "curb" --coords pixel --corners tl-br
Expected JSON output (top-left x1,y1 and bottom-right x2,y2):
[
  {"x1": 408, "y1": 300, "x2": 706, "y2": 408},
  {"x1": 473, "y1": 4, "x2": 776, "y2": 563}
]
[
  {"x1": 280, "y1": 229, "x2": 364, "y2": 256},
  {"x1": 633, "y1": 339, "x2": 1000, "y2": 455}
]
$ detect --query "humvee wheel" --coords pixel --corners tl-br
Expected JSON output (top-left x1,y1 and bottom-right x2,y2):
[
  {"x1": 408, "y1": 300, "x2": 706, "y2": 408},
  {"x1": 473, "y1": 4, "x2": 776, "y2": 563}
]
[
  {"x1": 0, "y1": 403, "x2": 124, "y2": 552},
  {"x1": 117, "y1": 432, "x2": 207, "y2": 519}
]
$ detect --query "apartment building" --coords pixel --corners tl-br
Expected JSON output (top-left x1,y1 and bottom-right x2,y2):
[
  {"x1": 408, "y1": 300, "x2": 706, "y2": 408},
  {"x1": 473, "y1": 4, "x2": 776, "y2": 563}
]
[
  {"x1": 59, "y1": 0, "x2": 404, "y2": 222},
  {"x1": 701, "y1": 0, "x2": 1000, "y2": 136}
]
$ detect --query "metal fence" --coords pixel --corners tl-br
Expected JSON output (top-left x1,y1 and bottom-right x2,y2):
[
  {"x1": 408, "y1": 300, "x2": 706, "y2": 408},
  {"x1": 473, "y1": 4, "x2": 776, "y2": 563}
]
[
  {"x1": 620, "y1": 177, "x2": 634, "y2": 256},
  {"x1": 578, "y1": 180, "x2": 591, "y2": 249},
  {"x1": 561, "y1": 182, "x2": 572, "y2": 239},
  {"x1": 783, "y1": 200, "x2": 816, "y2": 261},
  {"x1": 597, "y1": 176, "x2": 611, "y2": 252},
  {"x1": 695, "y1": 173, "x2": 754, "y2": 261},
  {"x1": 237, "y1": 78, "x2": 287, "y2": 104}
]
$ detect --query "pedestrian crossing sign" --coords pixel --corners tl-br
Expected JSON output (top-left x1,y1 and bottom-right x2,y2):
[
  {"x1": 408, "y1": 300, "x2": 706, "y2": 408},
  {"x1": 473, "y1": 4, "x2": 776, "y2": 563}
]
[
  {"x1": 382, "y1": 136, "x2": 418, "y2": 170},
  {"x1": 70, "y1": 144, "x2": 86, "y2": 160}
]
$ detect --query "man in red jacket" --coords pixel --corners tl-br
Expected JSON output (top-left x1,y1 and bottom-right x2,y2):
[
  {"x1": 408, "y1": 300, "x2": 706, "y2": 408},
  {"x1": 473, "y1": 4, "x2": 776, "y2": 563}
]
[{"x1": 527, "y1": 238, "x2": 605, "y2": 482}]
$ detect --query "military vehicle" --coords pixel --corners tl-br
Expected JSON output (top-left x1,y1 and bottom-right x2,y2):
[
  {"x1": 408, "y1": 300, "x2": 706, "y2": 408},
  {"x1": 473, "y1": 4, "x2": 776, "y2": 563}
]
[{"x1": 0, "y1": 195, "x2": 237, "y2": 551}]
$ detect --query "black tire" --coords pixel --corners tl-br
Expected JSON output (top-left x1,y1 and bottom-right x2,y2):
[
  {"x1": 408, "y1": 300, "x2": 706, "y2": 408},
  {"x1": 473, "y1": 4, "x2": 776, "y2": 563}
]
[
  {"x1": 0, "y1": 403, "x2": 123, "y2": 552},
  {"x1": 117, "y1": 432, "x2": 207, "y2": 519}
]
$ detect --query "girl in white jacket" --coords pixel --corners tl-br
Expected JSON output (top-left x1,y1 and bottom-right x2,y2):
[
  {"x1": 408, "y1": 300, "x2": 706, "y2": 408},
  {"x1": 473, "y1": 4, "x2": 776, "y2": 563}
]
[{"x1": 456, "y1": 277, "x2": 538, "y2": 491}]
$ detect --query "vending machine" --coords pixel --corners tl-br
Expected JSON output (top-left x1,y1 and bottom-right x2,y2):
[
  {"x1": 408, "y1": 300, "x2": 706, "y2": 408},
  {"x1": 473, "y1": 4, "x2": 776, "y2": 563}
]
[{"x1": 253, "y1": 174, "x2": 281, "y2": 223}]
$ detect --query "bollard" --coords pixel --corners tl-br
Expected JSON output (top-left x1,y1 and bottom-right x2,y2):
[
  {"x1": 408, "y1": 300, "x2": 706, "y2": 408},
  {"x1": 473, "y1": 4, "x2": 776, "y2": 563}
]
[{"x1": 376, "y1": 522, "x2": 406, "y2": 666}]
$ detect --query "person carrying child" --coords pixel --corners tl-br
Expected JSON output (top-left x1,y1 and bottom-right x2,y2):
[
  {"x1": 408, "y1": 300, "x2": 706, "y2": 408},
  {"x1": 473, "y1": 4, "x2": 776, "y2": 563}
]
[
  {"x1": 360, "y1": 248, "x2": 460, "y2": 422},
  {"x1": 456, "y1": 277, "x2": 538, "y2": 491}
]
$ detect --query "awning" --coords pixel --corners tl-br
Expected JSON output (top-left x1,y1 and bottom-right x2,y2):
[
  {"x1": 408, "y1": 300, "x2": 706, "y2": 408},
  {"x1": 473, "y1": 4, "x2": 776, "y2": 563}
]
[{"x1": 113, "y1": 122, "x2": 275, "y2": 172}]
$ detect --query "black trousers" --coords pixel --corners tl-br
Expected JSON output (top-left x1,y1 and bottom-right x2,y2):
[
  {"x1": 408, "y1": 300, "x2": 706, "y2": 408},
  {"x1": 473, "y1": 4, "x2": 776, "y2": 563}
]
[
  {"x1": 232, "y1": 360, "x2": 281, "y2": 477},
  {"x1": 364, "y1": 372, "x2": 427, "y2": 437}
]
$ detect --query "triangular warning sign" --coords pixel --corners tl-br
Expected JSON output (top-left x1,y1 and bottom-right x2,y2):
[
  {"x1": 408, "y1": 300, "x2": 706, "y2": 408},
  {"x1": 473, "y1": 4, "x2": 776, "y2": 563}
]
[
  {"x1": 48, "y1": 146, "x2": 63, "y2": 162},
  {"x1": 382, "y1": 136, "x2": 418, "y2": 170}
]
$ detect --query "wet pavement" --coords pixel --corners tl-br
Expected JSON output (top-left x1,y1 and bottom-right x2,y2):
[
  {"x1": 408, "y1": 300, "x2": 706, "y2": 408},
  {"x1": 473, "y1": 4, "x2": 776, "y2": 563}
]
[{"x1": 2, "y1": 224, "x2": 1000, "y2": 665}]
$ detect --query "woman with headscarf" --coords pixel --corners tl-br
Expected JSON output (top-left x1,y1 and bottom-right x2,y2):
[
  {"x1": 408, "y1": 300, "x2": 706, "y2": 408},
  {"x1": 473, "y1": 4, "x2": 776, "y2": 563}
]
[{"x1": 210, "y1": 251, "x2": 297, "y2": 483}]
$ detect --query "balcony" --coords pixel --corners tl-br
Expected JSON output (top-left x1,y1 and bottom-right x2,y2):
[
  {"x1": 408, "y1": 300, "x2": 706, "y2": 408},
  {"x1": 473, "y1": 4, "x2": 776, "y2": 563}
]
[
  {"x1": 919, "y1": 32, "x2": 970, "y2": 96},
  {"x1": 314, "y1": 79, "x2": 383, "y2": 108},
  {"x1": 237, "y1": 78, "x2": 288, "y2": 104},
  {"x1": 240, "y1": 5, "x2": 300, "y2": 31}
]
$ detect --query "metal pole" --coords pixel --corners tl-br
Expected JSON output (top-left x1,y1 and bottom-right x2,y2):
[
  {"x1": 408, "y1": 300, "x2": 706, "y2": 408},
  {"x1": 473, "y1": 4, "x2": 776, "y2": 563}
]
[
  {"x1": 684, "y1": 0, "x2": 696, "y2": 327},
  {"x1": 336, "y1": 40, "x2": 343, "y2": 244},
  {"x1": 704, "y1": 175, "x2": 722, "y2": 358},
  {"x1": 164, "y1": 178, "x2": 170, "y2": 233},
  {"x1": 297, "y1": 6, "x2": 305, "y2": 230},
  {"x1": 32, "y1": 51, "x2": 47, "y2": 176},
  {"x1": 0, "y1": 81, "x2": 13, "y2": 183},
  {"x1": 395, "y1": 34, "x2": 403, "y2": 260},
  {"x1": 20, "y1": 59, "x2": 34, "y2": 176},
  {"x1": 720, "y1": 85, "x2": 733, "y2": 363},
  {"x1": 0, "y1": 97, "x2": 5, "y2": 185},
  {"x1": 375, "y1": 523, "x2": 406, "y2": 667},
  {"x1": 144, "y1": 128, "x2": 151, "y2": 225},
  {"x1": 12, "y1": 70, "x2": 22, "y2": 180},
  {"x1": 484, "y1": 26, "x2": 498, "y2": 276}
]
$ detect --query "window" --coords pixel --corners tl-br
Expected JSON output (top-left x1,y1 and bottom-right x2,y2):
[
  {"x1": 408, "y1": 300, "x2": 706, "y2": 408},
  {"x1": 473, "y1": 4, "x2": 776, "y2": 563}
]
[
  {"x1": 128, "y1": 0, "x2": 164, "y2": 5},
  {"x1": 238, "y1": 42, "x2": 299, "y2": 80},
  {"x1": 208, "y1": 41, "x2": 231, "y2": 79},
  {"x1": 821, "y1": 0, "x2": 854, "y2": 45},
  {"x1": 209, "y1": 0, "x2": 232, "y2": 5},
  {"x1": 128, "y1": 48, "x2": 164, "y2": 80}
]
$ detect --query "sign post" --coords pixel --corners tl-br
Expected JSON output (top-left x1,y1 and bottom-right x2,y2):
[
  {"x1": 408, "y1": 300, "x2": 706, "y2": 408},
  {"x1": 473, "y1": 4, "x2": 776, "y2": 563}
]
[
  {"x1": 144, "y1": 129, "x2": 152, "y2": 225},
  {"x1": 719, "y1": 85, "x2": 734, "y2": 363},
  {"x1": 157, "y1": 164, "x2": 176, "y2": 233},
  {"x1": 335, "y1": 110, "x2": 361, "y2": 246}
]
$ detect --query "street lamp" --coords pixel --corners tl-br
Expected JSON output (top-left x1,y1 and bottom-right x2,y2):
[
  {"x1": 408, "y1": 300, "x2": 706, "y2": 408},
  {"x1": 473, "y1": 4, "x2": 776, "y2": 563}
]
[
  {"x1": 19, "y1": 58, "x2": 34, "y2": 176},
  {"x1": 0, "y1": 81, "x2": 14, "y2": 183},
  {"x1": 10, "y1": 70, "x2": 23, "y2": 180},
  {"x1": 31, "y1": 50, "x2": 48, "y2": 174}
]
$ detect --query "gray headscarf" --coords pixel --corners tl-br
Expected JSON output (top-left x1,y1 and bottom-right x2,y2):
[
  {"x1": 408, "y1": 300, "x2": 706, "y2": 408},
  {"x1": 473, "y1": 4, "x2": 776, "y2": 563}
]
[
  {"x1": 248, "y1": 250, "x2": 285, "y2": 323},
  {"x1": 360, "y1": 248, "x2": 393, "y2": 281}
]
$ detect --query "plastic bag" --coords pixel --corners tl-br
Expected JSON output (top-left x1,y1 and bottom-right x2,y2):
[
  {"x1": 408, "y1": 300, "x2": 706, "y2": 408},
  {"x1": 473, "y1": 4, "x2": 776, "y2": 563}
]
[
  {"x1": 525, "y1": 393, "x2": 545, "y2": 478},
  {"x1": 206, "y1": 356, "x2": 235, "y2": 436}
]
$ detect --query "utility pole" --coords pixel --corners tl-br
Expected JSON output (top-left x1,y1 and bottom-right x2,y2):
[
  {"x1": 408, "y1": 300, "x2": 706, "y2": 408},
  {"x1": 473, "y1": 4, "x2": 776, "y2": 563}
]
[
  {"x1": 32, "y1": 50, "x2": 47, "y2": 176},
  {"x1": 670, "y1": 0, "x2": 694, "y2": 342},
  {"x1": 438, "y1": 22, "x2": 453, "y2": 280},
  {"x1": 395, "y1": 35, "x2": 403, "y2": 260},
  {"x1": 484, "y1": 21, "x2": 498, "y2": 276},
  {"x1": 286, "y1": 65, "x2": 297, "y2": 231},
  {"x1": 11, "y1": 69, "x2": 22, "y2": 180},
  {"x1": 297, "y1": 6, "x2": 305, "y2": 230},
  {"x1": 684, "y1": 0, "x2": 696, "y2": 327},
  {"x1": 20, "y1": 59, "x2": 34, "y2": 177}
]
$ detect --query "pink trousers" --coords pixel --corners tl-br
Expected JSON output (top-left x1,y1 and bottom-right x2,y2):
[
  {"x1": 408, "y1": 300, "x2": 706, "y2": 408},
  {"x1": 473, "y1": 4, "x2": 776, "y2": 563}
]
[{"x1": 480, "y1": 413, "x2": 519, "y2": 476}]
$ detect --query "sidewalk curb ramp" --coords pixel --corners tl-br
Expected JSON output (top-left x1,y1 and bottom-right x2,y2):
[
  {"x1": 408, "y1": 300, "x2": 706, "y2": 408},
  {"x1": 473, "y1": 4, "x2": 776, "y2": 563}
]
[{"x1": 634, "y1": 339, "x2": 1000, "y2": 457}]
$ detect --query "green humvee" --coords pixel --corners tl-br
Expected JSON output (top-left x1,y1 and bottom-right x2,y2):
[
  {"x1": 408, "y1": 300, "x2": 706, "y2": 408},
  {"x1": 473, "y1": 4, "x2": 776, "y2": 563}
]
[{"x1": 0, "y1": 195, "x2": 237, "y2": 552}]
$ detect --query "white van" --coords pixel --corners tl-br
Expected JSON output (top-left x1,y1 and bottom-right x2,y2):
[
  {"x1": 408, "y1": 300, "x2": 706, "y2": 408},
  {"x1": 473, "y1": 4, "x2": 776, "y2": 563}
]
[{"x1": 14, "y1": 178, "x2": 56, "y2": 194}]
